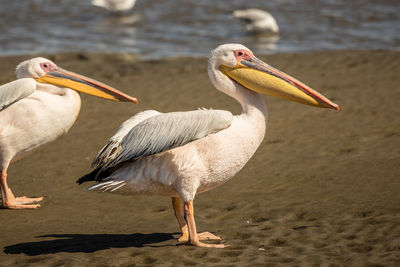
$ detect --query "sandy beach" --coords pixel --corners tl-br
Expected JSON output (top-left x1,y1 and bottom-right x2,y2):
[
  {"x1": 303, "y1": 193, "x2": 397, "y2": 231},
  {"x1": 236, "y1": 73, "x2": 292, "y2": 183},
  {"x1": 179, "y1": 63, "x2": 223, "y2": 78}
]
[{"x1": 0, "y1": 50, "x2": 399, "y2": 266}]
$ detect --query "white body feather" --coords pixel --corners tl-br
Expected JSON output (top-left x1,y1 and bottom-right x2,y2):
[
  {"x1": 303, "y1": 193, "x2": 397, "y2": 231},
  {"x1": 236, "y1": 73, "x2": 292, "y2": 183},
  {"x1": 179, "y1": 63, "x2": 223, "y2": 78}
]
[
  {"x1": 89, "y1": 104, "x2": 266, "y2": 201},
  {"x1": 0, "y1": 82, "x2": 81, "y2": 169}
]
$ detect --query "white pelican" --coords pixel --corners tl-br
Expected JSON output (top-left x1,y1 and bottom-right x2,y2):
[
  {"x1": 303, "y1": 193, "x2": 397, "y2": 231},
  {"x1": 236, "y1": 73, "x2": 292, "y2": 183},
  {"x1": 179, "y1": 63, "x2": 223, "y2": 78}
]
[
  {"x1": 92, "y1": 0, "x2": 136, "y2": 12},
  {"x1": 78, "y1": 44, "x2": 338, "y2": 248},
  {"x1": 0, "y1": 57, "x2": 137, "y2": 209},
  {"x1": 233, "y1": 9, "x2": 280, "y2": 34}
]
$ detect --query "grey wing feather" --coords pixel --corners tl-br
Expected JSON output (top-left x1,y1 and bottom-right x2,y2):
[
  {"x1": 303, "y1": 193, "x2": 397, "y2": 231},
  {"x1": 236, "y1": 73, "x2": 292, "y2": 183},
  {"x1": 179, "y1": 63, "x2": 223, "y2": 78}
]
[
  {"x1": 91, "y1": 110, "x2": 161, "y2": 168},
  {"x1": 0, "y1": 78, "x2": 36, "y2": 111},
  {"x1": 99, "y1": 109, "x2": 233, "y2": 170}
]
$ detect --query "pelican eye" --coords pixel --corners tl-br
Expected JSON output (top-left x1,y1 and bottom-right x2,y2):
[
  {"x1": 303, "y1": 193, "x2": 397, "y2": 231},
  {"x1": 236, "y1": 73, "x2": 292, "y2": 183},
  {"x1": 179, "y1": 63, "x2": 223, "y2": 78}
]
[{"x1": 40, "y1": 62, "x2": 55, "y2": 72}]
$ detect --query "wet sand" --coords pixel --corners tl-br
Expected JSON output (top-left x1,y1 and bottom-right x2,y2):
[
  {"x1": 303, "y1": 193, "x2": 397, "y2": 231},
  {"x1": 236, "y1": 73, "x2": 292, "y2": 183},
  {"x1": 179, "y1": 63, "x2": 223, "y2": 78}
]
[{"x1": 0, "y1": 50, "x2": 399, "y2": 266}]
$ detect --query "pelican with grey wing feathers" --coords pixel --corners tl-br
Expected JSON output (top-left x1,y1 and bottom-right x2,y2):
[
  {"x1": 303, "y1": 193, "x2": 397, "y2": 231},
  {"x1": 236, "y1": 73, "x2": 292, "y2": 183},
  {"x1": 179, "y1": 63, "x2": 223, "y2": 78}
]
[
  {"x1": 78, "y1": 44, "x2": 338, "y2": 248},
  {"x1": 0, "y1": 57, "x2": 137, "y2": 209}
]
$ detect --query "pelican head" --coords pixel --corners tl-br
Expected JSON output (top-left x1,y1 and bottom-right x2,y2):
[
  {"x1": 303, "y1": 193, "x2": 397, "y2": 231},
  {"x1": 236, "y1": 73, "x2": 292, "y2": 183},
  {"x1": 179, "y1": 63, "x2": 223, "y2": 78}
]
[
  {"x1": 16, "y1": 57, "x2": 138, "y2": 103},
  {"x1": 210, "y1": 44, "x2": 338, "y2": 110}
]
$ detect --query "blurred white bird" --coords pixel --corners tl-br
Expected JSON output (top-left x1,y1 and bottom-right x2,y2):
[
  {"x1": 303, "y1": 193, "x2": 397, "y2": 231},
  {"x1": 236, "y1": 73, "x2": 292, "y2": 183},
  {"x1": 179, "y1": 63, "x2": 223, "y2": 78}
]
[
  {"x1": 233, "y1": 8, "x2": 279, "y2": 34},
  {"x1": 91, "y1": 0, "x2": 136, "y2": 12}
]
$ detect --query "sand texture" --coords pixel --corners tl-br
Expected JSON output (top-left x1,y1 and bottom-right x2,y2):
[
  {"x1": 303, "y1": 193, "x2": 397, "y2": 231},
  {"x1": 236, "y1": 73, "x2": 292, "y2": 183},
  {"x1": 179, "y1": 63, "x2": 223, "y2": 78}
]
[{"x1": 0, "y1": 50, "x2": 399, "y2": 266}]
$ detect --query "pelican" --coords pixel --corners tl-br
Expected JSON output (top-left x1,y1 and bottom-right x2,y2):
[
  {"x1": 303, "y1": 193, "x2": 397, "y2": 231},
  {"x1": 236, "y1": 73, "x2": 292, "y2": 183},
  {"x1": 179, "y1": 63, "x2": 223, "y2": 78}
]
[
  {"x1": 92, "y1": 0, "x2": 136, "y2": 12},
  {"x1": 0, "y1": 57, "x2": 137, "y2": 209},
  {"x1": 78, "y1": 44, "x2": 338, "y2": 248},
  {"x1": 233, "y1": 9, "x2": 279, "y2": 34}
]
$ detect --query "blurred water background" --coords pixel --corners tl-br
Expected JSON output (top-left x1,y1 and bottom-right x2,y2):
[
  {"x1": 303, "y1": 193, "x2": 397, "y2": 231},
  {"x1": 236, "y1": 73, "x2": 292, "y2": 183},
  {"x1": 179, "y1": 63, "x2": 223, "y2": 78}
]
[{"x1": 0, "y1": 0, "x2": 398, "y2": 60}]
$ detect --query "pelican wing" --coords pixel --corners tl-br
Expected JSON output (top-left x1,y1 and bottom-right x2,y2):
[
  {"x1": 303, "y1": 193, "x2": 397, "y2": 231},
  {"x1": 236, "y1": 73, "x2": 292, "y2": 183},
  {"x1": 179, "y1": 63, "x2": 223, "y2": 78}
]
[
  {"x1": 0, "y1": 78, "x2": 36, "y2": 111},
  {"x1": 92, "y1": 110, "x2": 161, "y2": 168},
  {"x1": 99, "y1": 109, "x2": 233, "y2": 170}
]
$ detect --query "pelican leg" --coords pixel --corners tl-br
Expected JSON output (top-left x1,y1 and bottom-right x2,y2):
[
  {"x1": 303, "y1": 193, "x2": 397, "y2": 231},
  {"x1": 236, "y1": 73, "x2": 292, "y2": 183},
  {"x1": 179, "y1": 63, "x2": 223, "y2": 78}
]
[
  {"x1": 172, "y1": 197, "x2": 189, "y2": 242},
  {"x1": 183, "y1": 200, "x2": 228, "y2": 248},
  {"x1": 0, "y1": 170, "x2": 42, "y2": 209},
  {"x1": 173, "y1": 197, "x2": 223, "y2": 243}
]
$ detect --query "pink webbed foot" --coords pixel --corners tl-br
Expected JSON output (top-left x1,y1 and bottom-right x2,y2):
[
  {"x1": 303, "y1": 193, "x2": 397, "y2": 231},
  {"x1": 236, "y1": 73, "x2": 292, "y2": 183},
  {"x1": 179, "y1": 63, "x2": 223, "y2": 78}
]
[
  {"x1": 197, "y1": 232, "x2": 223, "y2": 241},
  {"x1": 1, "y1": 196, "x2": 43, "y2": 209},
  {"x1": 177, "y1": 232, "x2": 222, "y2": 243}
]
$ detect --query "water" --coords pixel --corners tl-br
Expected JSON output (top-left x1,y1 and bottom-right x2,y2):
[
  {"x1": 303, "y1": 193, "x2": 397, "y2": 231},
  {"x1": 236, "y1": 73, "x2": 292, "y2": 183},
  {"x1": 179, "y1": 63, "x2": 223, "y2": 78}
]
[{"x1": 0, "y1": 0, "x2": 398, "y2": 60}]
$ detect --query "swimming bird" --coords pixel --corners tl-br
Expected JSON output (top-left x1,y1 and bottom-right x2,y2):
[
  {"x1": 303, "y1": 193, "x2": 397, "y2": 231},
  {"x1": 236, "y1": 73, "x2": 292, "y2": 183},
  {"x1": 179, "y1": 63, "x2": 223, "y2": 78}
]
[
  {"x1": 78, "y1": 44, "x2": 338, "y2": 248},
  {"x1": 91, "y1": 0, "x2": 136, "y2": 12},
  {"x1": 0, "y1": 57, "x2": 137, "y2": 209},
  {"x1": 233, "y1": 9, "x2": 279, "y2": 34}
]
